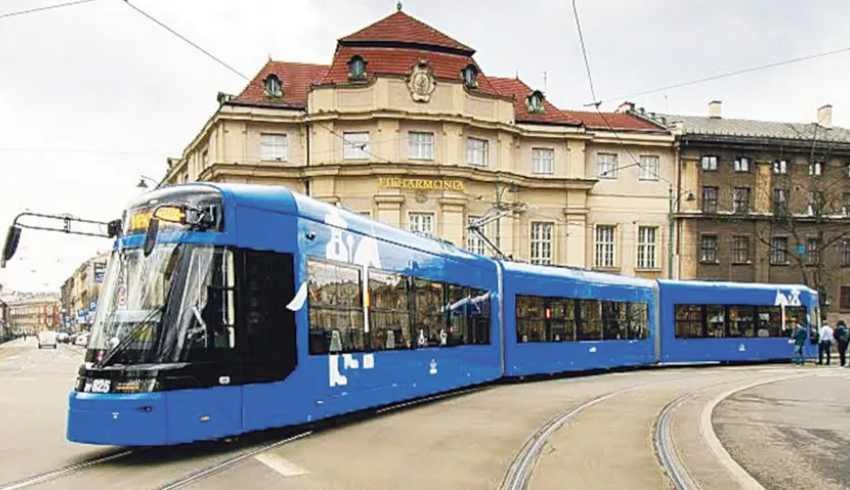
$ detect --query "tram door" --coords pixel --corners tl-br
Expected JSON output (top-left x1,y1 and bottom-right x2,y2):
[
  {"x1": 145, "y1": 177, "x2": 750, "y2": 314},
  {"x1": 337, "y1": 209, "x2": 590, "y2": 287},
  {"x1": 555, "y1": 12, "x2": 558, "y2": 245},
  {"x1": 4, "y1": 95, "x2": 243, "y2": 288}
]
[{"x1": 239, "y1": 249, "x2": 299, "y2": 430}]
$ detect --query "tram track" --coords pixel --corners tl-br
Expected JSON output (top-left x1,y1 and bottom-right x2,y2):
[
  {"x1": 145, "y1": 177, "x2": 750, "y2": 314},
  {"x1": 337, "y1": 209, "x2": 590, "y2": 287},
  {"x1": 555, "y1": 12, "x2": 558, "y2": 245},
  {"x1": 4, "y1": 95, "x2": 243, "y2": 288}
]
[{"x1": 0, "y1": 448, "x2": 136, "y2": 490}]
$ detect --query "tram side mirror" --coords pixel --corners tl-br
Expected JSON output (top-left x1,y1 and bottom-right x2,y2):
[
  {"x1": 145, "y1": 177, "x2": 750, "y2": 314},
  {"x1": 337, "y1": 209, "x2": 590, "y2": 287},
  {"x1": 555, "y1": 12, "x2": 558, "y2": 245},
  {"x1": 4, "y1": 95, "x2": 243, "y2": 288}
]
[
  {"x1": 1, "y1": 226, "x2": 22, "y2": 268},
  {"x1": 143, "y1": 218, "x2": 160, "y2": 257},
  {"x1": 106, "y1": 219, "x2": 123, "y2": 239}
]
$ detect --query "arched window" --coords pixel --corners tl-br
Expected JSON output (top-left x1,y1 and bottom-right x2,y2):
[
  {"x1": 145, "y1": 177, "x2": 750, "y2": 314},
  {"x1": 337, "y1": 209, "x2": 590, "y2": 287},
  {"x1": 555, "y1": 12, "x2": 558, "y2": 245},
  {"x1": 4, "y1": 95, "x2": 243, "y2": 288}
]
[
  {"x1": 527, "y1": 90, "x2": 545, "y2": 113},
  {"x1": 348, "y1": 55, "x2": 367, "y2": 81},
  {"x1": 264, "y1": 74, "x2": 282, "y2": 97},
  {"x1": 461, "y1": 64, "x2": 478, "y2": 89}
]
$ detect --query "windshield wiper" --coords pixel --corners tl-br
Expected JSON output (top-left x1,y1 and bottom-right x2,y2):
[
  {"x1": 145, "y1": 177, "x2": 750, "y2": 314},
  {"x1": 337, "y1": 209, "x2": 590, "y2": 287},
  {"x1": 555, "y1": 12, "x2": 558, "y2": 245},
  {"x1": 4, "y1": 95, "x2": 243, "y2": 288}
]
[{"x1": 95, "y1": 305, "x2": 164, "y2": 368}]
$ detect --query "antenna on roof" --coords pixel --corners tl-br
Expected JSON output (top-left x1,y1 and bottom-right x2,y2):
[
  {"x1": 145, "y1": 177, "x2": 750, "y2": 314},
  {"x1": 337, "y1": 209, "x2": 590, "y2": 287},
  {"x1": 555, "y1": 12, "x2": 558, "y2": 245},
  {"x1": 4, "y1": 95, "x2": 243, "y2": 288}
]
[
  {"x1": 396, "y1": 1, "x2": 402, "y2": 11},
  {"x1": 543, "y1": 71, "x2": 548, "y2": 91}
]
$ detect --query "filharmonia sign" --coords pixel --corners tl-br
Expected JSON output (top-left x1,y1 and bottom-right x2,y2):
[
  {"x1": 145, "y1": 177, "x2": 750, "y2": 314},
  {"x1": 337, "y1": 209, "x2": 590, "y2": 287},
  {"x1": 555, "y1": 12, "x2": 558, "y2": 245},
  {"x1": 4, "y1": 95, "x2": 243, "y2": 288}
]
[{"x1": 378, "y1": 177, "x2": 465, "y2": 192}]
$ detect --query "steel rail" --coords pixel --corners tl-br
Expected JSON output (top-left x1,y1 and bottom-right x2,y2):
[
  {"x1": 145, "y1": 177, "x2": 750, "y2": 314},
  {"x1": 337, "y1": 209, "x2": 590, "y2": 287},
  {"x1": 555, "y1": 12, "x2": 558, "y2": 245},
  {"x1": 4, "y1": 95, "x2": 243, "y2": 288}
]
[{"x1": 0, "y1": 449, "x2": 135, "y2": 490}]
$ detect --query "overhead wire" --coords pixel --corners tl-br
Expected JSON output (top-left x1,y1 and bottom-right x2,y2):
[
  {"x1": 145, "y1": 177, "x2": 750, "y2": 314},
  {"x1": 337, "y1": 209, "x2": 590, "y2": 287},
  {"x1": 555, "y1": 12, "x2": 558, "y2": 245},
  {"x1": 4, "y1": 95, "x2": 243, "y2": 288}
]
[
  {"x1": 122, "y1": 0, "x2": 249, "y2": 81},
  {"x1": 586, "y1": 45, "x2": 850, "y2": 107},
  {"x1": 0, "y1": 0, "x2": 95, "y2": 20}
]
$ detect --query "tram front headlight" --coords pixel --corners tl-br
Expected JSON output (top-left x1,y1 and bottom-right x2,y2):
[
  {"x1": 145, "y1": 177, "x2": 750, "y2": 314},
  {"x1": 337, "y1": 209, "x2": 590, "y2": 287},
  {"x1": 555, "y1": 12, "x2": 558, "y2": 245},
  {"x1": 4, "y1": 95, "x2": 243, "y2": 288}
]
[{"x1": 113, "y1": 378, "x2": 158, "y2": 393}]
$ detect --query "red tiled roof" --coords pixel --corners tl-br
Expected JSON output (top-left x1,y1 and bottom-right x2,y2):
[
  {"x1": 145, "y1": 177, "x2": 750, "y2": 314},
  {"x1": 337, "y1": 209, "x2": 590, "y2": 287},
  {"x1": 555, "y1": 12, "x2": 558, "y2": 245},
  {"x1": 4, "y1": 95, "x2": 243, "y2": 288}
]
[
  {"x1": 340, "y1": 10, "x2": 474, "y2": 54},
  {"x1": 488, "y1": 77, "x2": 582, "y2": 126},
  {"x1": 231, "y1": 61, "x2": 329, "y2": 109},
  {"x1": 319, "y1": 46, "x2": 501, "y2": 96},
  {"x1": 561, "y1": 110, "x2": 664, "y2": 131}
]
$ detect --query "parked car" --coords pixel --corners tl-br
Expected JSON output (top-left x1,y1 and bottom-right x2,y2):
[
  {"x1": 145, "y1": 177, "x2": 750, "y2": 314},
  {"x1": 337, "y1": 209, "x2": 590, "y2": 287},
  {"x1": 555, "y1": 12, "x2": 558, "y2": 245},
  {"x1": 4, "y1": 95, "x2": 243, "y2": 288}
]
[
  {"x1": 57, "y1": 332, "x2": 69, "y2": 343},
  {"x1": 38, "y1": 331, "x2": 58, "y2": 349},
  {"x1": 74, "y1": 333, "x2": 89, "y2": 347}
]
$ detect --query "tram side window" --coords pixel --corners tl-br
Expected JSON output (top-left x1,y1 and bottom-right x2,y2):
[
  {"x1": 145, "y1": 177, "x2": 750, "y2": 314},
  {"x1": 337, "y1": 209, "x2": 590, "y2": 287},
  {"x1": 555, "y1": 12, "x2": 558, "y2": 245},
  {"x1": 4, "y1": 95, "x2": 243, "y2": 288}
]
[
  {"x1": 550, "y1": 299, "x2": 577, "y2": 342},
  {"x1": 675, "y1": 305, "x2": 703, "y2": 338},
  {"x1": 628, "y1": 303, "x2": 649, "y2": 340},
  {"x1": 674, "y1": 303, "x2": 806, "y2": 339},
  {"x1": 516, "y1": 296, "x2": 546, "y2": 342},
  {"x1": 307, "y1": 259, "x2": 365, "y2": 354},
  {"x1": 412, "y1": 278, "x2": 445, "y2": 347},
  {"x1": 601, "y1": 301, "x2": 625, "y2": 340},
  {"x1": 368, "y1": 270, "x2": 411, "y2": 350},
  {"x1": 578, "y1": 299, "x2": 603, "y2": 341},
  {"x1": 728, "y1": 306, "x2": 755, "y2": 337},
  {"x1": 467, "y1": 288, "x2": 491, "y2": 345}
]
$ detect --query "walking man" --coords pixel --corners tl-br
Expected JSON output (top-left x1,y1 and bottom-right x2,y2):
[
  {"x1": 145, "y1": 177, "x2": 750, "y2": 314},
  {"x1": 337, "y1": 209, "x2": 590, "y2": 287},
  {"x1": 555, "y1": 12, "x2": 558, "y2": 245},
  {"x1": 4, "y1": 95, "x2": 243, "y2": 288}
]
[
  {"x1": 818, "y1": 320, "x2": 834, "y2": 365},
  {"x1": 835, "y1": 320, "x2": 849, "y2": 367},
  {"x1": 792, "y1": 321, "x2": 807, "y2": 366}
]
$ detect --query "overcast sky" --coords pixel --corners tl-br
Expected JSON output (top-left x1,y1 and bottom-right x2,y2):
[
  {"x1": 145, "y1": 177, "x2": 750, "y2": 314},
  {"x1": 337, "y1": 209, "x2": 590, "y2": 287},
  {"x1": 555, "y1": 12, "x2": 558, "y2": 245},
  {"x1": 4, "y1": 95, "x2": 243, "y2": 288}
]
[{"x1": 2, "y1": 0, "x2": 849, "y2": 293}]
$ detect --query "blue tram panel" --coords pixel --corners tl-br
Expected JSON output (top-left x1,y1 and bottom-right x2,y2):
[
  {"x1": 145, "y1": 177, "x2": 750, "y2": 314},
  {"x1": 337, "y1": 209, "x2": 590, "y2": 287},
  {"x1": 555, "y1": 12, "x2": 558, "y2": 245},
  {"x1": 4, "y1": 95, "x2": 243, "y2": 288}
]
[
  {"x1": 658, "y1": 280, "x2": 820, "y2": 364},
  {"x1": 501, "y1": 262, "x2": 659, "y2": 376}
]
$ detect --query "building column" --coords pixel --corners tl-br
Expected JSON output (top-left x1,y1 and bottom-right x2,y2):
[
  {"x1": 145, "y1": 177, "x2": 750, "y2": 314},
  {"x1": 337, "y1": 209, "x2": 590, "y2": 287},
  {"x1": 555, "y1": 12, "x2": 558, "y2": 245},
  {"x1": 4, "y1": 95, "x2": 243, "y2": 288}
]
[
  {"x1": 374, "y1": 194, "x2": 405, "y2": 228},
  {"x1": 439, "y1": 196, "x2": 466, "y2": 248}
]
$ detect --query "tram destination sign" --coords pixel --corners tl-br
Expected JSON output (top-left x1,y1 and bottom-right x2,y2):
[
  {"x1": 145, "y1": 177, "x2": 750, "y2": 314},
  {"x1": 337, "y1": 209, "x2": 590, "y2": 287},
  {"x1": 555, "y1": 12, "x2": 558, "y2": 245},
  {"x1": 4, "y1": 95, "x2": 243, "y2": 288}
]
[{"x1": 378, "y1": 177, "x2": 465, "y2": 192}]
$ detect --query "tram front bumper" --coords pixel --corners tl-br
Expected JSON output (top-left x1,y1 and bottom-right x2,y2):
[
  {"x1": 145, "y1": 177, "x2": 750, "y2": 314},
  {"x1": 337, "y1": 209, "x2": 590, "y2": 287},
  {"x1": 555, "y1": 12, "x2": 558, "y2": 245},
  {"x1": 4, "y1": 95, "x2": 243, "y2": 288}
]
[{"x1": 67, "y1": 391, "x2": 168, "y2": 446}]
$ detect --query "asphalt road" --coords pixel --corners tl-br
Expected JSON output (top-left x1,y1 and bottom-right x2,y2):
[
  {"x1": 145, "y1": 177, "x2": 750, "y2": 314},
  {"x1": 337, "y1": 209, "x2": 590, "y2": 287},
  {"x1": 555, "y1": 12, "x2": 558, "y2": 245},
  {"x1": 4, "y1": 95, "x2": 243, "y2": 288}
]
[{"x1": 0, "y1": 337, "x2": 847, "y2": 490}]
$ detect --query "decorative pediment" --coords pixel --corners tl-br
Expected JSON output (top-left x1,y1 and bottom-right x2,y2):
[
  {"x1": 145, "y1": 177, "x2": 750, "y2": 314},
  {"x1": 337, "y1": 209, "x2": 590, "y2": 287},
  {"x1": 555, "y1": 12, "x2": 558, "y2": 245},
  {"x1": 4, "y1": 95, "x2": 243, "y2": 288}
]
[{"x1": 407, "y1": 60, "x2": 436, "y2": 103}]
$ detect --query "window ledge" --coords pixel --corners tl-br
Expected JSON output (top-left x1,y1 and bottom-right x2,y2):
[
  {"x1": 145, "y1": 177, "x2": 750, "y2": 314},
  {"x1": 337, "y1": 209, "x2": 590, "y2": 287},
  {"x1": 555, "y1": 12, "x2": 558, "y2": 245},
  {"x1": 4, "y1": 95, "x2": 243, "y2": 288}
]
[
  {"x1": 699, "y1": 260, "x2": 720, "y2": 265},
  {"x1": 770, "y1": 262, "x2": 790, "y2": 267},
  {"x1": 593, "y1": 266, "x2": 620, "y2": 272},
  {"x1": 731, "y1": 261, "x2": 753, "y2": 266},
  {"x1": 260, "y1": 158, "x2": 288, "y2": 163},
  {"x1": 634, "y1": 267, "x2": 662, "y2": 272}
]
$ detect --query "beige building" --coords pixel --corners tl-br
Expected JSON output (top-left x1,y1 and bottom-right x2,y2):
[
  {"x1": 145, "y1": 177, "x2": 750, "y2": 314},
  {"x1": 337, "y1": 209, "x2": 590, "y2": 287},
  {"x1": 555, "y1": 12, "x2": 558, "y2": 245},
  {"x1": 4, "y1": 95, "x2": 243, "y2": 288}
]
[
  {"x1": 60, "y1": 252, "x2": 109, "y2": 330},
  {"x1": 164, "y1": 8, "x2": 674, "y2": 277},
  {"x1": 7, "y1": 295, "x2": 60, "y2": 335}
]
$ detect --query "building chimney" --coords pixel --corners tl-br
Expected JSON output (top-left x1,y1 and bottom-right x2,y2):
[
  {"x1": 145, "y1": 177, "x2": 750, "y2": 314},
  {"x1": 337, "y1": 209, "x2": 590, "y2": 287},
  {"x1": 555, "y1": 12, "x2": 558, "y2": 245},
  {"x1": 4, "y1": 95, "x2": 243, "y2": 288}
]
[
  {"x1": 708, "y1": 100, "x2": 722, "y2": 119},
  {"x1": 615, "y1": 101, "x2": 634, "y2": 114},
  {"x1": 817, "y1": 104, "x2": 832, "y2": 128}
]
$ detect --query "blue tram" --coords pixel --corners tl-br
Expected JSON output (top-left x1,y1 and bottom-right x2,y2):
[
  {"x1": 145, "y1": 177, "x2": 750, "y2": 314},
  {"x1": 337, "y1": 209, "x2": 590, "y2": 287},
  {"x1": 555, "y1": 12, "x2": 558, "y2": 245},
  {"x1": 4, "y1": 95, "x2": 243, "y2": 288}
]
[{"x1": 60, "y1": 184, "x2": 819, "y2": 446}]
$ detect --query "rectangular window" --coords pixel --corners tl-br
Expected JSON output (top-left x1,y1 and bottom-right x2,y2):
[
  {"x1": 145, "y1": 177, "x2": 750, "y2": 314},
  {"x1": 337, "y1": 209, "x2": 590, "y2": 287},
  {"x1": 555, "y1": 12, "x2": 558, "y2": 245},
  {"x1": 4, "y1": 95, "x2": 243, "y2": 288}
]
[
  {"x1": 841, "y1": 286, "x2": 850, "y2": 310},
  {"x1": 639, "y1": 155, "x2": 659, "y2": 180},
  {"x1": 307, "y1": 259, "x2": 364, "y2": 355},
  {"x1": 706, "y1": 305, "x2": 726, "y2": 338},
  {"x1": 734, "y1": 156, "x2": 750, "y2": 172},
  {"x1": 530, "y1": 222, "x2": 554, "y2": 265},
  {"x1": 577, "y1": 299, "x2": 603, "y2": 340},
  {"x1": 807, "y1": 191, "x2": 824, "y2": 216},
  {"x1": 675, "y1": 304, "x2": 795, "y2": 339},
  {"x1": 260, "y1": 133, "x2": 288, "y2": 161},
  {"x1": 466, "y1": 137, "x2": 488, "y2": 167},
  {"x1": 412, "y1": 278, "x2": 444, "y2": 346},
  {"x1": 809, "y1": 161, "x2": 823, "y2": 176},
  {"x1": 408, "y1": 212, "x2": 434, "y2": 235},
  {"x1": 595, "y1": 225, "x2": 616, "y2": 268},
  {"x1": 733, "y1": 187, "x2": 751, "y2": 213},
  {"x1": 728, "y1": 306, "x2": 755, "y2": 337},
  {"x1": 843, "y1": 240, "x2": 850, "y2": 267},
  {"x1": 597, "y1": 153, "x2": 618, "y2": 179},
  {"x1": 700, "y1": 235, "x2": 718, "y2": 263},
  {"x1": 532, "y1": 148, "x2": 555, "y2": 175},
  {"x1": 368, "y1": 270, "x2": 410, "y2": 350},
  {"x1": 702, "y1": 186, "x2": 718, "y2": 213},
  {"x1": 701, "y1": 155, "x2": 718, "y2": 171},
  {"x1": 343, "y1": 131, "x2": 370, "y2": 160},
  {"x1": 770, "y1": 237, "x2": 789, "y2": 265},
  {"x1": 773, "y1": 188, "x2": 788, "y2": 214},
  {"x1": 806, "y1": 238, "x2": 820, "y2": 266},
  {"x1": 773, "y1": 160, "x2": 788, "y2": 174},
  {"x1": 466, "y1": 215, "x2": 489, "y2": 255},
  {"x1": 842, "y1": 192, "x2": 850, "y2": 216},
  {"x1": 732, "y1": 236, "x2": 750, "y2": 264},
  {"x1": 408, "y1": 131, "x2": 434, "y2": 160},
  {"x1": 637, "y1": 226, "x2": 657, "y2": 269}
]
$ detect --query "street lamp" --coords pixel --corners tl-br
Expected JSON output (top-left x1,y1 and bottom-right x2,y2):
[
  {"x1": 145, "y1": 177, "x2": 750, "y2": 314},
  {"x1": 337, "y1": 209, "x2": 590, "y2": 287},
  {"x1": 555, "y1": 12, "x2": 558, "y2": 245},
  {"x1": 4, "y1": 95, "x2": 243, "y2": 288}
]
[{"x1": 136, "y1": 175, "x2": 159, "y2": 190}]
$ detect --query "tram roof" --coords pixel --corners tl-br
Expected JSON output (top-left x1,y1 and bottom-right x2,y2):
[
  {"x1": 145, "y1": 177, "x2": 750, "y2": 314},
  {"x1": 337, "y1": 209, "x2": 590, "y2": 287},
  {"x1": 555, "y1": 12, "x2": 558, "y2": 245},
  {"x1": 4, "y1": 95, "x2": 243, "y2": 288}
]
[
  {"x1": 657, "y1": 279, "x2": 817, "y2": 295},
  {"x1": 500, "y1": 261, "x2": 656, "y2": 289}
]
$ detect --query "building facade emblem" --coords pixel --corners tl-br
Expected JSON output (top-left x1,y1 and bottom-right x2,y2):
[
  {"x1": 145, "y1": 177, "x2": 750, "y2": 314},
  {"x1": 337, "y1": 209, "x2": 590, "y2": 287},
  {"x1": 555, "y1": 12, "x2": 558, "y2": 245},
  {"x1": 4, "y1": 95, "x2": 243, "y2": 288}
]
[{"x1": 407, "y1": 60, "x2": 436, "y2": 102}]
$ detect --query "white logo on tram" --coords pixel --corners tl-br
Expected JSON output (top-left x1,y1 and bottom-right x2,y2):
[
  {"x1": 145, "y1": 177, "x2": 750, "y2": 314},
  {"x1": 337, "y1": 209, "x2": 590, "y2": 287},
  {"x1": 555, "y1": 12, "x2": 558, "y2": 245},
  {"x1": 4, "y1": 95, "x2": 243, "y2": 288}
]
[{"x1": 322, "y1": 208, "x2": 382, "y2": 387}]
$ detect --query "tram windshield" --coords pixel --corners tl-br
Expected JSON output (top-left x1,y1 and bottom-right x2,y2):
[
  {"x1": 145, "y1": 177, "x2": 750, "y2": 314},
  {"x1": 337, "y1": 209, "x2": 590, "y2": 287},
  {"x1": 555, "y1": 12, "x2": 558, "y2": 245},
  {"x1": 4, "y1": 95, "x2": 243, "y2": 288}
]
[{"x1": 88, "y1": 243, "x2": 236, "y2": 367}]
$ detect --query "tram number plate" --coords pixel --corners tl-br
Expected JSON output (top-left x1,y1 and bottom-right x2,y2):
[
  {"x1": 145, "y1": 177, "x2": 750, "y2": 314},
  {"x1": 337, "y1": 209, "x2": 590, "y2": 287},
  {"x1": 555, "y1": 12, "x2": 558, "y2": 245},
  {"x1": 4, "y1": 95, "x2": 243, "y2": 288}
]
[{"x1": 91, "y1": 379, "x2": 111, "y2": 393}]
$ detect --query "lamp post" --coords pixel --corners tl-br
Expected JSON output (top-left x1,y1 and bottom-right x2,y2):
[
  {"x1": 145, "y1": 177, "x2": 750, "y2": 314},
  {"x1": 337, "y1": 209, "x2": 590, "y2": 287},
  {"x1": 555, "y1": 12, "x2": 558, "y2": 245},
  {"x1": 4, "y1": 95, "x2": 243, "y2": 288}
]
[
  {"x1": 668, "y1": 185, "x2": 696, "y2": 279},
  {"x1": 136, "y1": 175, "x2": 160, "y2": 190}
]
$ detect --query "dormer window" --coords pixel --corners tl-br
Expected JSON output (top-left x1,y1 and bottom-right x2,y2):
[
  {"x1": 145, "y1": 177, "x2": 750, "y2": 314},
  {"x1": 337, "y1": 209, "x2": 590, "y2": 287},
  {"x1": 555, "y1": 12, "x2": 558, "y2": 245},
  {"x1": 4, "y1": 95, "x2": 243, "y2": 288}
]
[
  {"x1": 527, "y1": 90, "x2": 545, "y2": 113},
  {"x1": 264, "y1": 74, "x2": 282, "y2": 97},
  {"x1": 347, "y1": 55, "x2": 367, "y2": 81},
  {"x1": 461, "y1": 64, "x2": 478, "y2": 89}
]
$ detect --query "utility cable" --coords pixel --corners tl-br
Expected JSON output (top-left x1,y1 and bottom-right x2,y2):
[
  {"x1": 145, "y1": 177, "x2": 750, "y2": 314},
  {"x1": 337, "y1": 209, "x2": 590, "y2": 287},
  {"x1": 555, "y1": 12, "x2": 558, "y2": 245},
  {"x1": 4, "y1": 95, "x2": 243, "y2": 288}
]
[
  {"x1": 0, "y1": 0, "x2": 95, "y2": 20},
  {"x1": 571, "y1": 0, "x2": 599, "y2": 106},
  {"x1": 122, "y1": 0, "x2": 249, "y2": 81}
]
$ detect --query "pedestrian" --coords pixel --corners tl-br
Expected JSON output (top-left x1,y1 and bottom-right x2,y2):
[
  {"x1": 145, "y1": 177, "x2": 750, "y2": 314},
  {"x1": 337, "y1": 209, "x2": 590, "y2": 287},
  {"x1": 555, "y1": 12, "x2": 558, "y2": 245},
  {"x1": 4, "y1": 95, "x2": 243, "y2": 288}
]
[
  {"x1": 835, "y1": 320, "x2": 849, "y2": 367},
  {"x1": 818, "y1": 320, "x2": 834, "y2": 366},
  {"x1": 791, "y1": 321, "x2": 807, "y2": 366}
]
